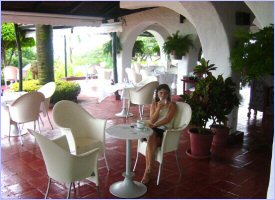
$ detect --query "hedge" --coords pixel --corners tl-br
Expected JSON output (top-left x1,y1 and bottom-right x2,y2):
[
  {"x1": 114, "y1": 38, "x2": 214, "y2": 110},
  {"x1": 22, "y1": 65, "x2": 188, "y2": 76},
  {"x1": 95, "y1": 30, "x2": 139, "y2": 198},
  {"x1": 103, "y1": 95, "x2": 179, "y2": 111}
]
[{"x1": 11, "y1": 80, "x2": 81, "y2": 104}]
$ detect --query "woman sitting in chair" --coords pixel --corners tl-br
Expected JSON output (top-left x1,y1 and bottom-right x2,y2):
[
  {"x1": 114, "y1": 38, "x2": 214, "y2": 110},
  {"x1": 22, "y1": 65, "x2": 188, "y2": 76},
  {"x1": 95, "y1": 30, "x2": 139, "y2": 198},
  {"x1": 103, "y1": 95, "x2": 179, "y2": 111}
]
[{"x1": 141, "y1": 84, "x2": 177, "y2": 184}]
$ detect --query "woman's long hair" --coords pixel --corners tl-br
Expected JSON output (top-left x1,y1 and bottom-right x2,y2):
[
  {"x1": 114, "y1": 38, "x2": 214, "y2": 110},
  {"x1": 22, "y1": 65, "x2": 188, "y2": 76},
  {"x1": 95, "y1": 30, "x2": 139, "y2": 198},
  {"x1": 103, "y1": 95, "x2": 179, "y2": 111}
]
[{"x1": 154, "y1": 84, "x2": 171, "y2": 102}]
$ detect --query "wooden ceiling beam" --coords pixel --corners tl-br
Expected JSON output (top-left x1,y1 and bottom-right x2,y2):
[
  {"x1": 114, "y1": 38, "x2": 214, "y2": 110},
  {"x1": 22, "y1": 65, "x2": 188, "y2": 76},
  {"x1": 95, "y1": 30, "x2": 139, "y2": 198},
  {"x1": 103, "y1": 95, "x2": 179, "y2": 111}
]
[
  {"x1": 69, "y1": 2, "x2": 85, "y2": 14},
  {"x1": 102, "y1": 2, "x2": 118, "y2": 17},
  {"x1": 32, "y1": 2, "x2": 43, "y2": 11}
]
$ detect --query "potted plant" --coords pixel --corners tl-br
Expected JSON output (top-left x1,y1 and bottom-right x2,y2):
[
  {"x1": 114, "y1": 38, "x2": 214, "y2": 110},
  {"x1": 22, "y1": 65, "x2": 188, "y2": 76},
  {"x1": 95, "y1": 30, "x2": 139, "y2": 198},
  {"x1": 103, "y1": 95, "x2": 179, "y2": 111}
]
[
  {"x1": 163, "y1": 30, "x2": 193, "y2": 60},
  {"x1": 181, "y1": 58, "x2": 216, "y2": 158},
  {"x1": 230, "y1": 24, "x2": 273, "y2": 86},
  {"x1": 230, "y1": 25, "x2": 273, "y2": 118},
  {"x1": 103, "y1": 35, "x2": 122, "y2": 56},
  {"x1": 208, "y1": 75, "x2": 240, "y2": 147}
]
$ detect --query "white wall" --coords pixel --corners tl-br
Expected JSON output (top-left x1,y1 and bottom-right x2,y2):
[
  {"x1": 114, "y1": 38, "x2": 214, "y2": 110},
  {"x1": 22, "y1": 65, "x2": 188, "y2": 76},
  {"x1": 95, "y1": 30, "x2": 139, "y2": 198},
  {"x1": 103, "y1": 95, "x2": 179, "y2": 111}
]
[
  {"x1": 245, "y1": 1, "x2": 274, "y2": 28},
  {"x1": 118, "y1": 7, "x2": 198, "y2": 83}
]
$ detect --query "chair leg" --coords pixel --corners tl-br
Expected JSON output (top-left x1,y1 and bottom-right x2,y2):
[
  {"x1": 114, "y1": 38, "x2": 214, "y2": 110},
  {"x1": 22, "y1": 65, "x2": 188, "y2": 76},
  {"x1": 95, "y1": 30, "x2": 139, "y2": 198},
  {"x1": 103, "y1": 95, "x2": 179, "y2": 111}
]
[
  {"x1": 17, "y1": 123, "x2": 23, "y2": 145},
  {"x1": 8, "y1": 121, "x2": 11, "y2": 141},
  {"x1": 104, "y1": 151, "x2": 110, "y2": 171},
  {"x1": 46, "y1": 112, "x2": 54, "y2": 130},
  {"x1": 133, "y1": 152, "x2": 139, "y2": 171},
  {"x1": 138, "y1": 105, "x2": 143, "y2": 120},
  {"x1": 126, "y1": 100, "x2": 131, "y2": 119},
  {"x1": 45, "y1": 178, "x2": 51, "y2": 199},
  {"x1": 67, "y1": 182, "x2": 73, "y2": 199},
  {"x1": 34, "y1": 121, "x2": 36, "y2": 131},
  {"x1": 175, "y1": 151, "x2": 181, "y2": 175},
  {"x1": 39, "y1": 115, "x2": 44, "y2": 127},
  {"x1": 157, "y1": 163, "x2": 162, "y2": 185},
  {"x1": 37, "y1": 120, "x2": 41, "y2": 133}
]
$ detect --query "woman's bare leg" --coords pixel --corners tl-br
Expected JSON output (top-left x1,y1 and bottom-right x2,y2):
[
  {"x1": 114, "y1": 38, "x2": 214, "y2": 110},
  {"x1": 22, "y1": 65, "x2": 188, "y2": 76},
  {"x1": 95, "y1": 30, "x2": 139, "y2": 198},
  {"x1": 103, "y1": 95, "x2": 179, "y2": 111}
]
[{"x1": 141, "y1": 132, "x2": 162, "y2": 184}]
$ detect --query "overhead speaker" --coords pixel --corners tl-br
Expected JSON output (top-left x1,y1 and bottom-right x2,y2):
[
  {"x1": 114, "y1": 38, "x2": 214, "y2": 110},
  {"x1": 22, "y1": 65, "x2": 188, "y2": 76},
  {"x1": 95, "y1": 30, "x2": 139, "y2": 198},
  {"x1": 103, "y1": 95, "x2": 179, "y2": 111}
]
[{"x1": 236, "y1": 12, "x2": 251, "y2": 25}]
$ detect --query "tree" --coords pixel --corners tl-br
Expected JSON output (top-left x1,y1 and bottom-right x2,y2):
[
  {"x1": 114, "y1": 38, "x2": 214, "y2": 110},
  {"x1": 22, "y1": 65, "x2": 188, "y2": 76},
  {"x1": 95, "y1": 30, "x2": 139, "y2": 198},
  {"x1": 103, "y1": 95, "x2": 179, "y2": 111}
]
[
  {"x1": 36, "y1": 25, "x2": 54, "y2": 84},
  {"x1": 1, "y1": 23, "x2": 35, "y2": 67}
]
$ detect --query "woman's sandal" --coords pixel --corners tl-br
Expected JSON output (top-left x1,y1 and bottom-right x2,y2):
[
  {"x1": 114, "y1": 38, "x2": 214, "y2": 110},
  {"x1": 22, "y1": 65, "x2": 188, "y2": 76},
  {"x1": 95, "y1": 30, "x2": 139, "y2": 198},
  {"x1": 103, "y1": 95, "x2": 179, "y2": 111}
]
[{"x1": 141, "y1": 172, "x2": 151, "y2": 185}]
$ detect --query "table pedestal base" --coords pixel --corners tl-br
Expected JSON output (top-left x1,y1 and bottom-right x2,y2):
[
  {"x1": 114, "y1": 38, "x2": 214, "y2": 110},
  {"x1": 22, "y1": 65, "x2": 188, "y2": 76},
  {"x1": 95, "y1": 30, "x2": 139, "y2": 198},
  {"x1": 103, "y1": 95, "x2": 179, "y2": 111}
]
[
  {"x1": 110, "y1": 177, "x2": 147, "y2": 198},
  {"x1": 115, "y1": 109, "x2": 133, "y2": 117}
]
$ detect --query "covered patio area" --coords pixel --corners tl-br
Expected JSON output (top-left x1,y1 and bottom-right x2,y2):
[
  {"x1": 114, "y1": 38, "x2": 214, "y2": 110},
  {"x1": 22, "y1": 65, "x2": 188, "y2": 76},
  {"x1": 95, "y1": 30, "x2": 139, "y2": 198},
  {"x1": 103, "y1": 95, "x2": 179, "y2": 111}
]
[{"x1": 1, "y1": 83, "x2": 273, "y2": 198}]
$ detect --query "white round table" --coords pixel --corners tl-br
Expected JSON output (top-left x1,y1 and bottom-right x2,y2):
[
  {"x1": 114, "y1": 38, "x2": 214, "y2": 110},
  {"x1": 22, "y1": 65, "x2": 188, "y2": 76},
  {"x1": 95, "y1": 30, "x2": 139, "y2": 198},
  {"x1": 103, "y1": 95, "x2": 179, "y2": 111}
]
[{"x1": 106, "y1": 124, "x2": 153, "y2": 198}]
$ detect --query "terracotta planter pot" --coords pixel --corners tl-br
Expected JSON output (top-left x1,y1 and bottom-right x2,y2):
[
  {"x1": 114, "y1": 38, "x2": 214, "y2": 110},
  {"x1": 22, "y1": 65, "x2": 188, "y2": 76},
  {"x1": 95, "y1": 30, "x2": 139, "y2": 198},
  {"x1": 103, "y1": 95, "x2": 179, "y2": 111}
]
[
  {"x1": 188, "y1": 128, "x2": 213, "y2": 157},
  {"x1": 211, "y1": 125, "x2": 230, "y2": 146}
]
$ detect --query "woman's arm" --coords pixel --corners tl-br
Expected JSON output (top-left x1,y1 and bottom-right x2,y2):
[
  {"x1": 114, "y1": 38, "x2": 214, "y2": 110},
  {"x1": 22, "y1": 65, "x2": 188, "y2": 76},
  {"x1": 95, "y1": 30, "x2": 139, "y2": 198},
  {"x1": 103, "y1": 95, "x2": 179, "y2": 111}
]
[
  {"x1": 149, "y1": 102, "x2": 160, "y2": 124},
  {"x1": 152, "y1": 102, "x2": 177, "y2": 128}
]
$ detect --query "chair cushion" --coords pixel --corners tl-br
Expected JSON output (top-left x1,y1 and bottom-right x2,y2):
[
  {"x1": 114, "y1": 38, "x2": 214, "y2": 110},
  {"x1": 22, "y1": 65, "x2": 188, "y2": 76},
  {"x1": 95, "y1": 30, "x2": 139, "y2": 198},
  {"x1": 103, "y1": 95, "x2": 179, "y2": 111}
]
[{"x1": 75, "y1": 137, "x2": 103, "y2": 154}]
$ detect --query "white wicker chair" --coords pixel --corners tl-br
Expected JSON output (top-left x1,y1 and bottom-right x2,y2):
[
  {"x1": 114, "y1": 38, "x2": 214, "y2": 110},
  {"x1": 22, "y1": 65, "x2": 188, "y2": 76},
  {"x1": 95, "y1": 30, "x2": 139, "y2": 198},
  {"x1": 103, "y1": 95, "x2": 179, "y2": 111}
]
[
  {"x1": 3, "y1": 66, "x2": 18, "y2": 89},
  {"x1": 38, "y1": 82, "x2": 56, "y2": 129},
  {"x1": 127, "y1": 81, "x2": 159, "y2": 119},
  {"x1": 29, "y1": 130, "x2": 99, "y2": 199},
  {"x1": 8, "y1": 91, "x2": 45, "y2": 145},
  {"x1": 53, "y1": 100, "x2": 109, "y2": 171},
  {"x1": 125, "y1": 67, "x2": 142, "y2": 84},
  {"x1": 133, "y1": 102, "x2": 192, "y2": 185}
]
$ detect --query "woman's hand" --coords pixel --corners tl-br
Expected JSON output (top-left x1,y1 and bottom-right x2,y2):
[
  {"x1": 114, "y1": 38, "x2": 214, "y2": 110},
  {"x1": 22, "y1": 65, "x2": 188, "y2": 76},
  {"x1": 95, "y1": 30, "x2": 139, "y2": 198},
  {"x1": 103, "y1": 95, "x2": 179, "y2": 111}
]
[
  {"x1": 148, "y1": 122, "x2": 155, "y2": 128},
  {"x1": 156, "y1": 100, "x2": 166, "y2": 110}
]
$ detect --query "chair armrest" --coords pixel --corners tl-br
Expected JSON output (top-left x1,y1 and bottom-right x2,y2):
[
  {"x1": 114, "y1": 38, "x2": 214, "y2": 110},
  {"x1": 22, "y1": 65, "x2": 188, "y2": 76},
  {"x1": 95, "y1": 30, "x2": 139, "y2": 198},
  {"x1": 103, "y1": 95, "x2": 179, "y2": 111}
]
[
  {"x1": 69, "y1": 148, "x2": 100, "y2": 182},
  {"x1": 52, "y1": 135, "x2": 70, "y2": 152},
  {"x1": 161, "y1": 128, "x2": 184, "y2": 153},
  {"x1": 166, "y1": 127, "x2": 186, "y2": 132},
  {"x1": 58, "y1": 127, "x2": 78, "y2": 154},
  {"x1": 75, "y1": 147, "x2": 100, "y2": 158}
]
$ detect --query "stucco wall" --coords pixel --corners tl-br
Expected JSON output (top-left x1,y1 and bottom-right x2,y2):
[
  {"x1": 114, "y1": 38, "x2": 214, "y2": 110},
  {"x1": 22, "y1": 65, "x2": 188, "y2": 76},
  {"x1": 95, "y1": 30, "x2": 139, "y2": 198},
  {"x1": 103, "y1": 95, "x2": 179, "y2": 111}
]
[
  {"x1": 245, "y1": 1, "x2": 274, "y2": 28},
  {"x1": 121, "y1": 1, "x2": 231, "y2": 78},
  {"x1": 118, "y1": 7, "x2": 198, "y2": 84}
]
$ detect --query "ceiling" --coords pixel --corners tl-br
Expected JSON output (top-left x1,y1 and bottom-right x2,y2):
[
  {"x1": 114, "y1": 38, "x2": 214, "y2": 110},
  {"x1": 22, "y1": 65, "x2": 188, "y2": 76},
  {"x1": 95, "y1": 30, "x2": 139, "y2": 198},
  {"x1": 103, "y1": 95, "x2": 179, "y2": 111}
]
[{"x1": 1, "y1": 1, "x2": 153, "y2": 21}]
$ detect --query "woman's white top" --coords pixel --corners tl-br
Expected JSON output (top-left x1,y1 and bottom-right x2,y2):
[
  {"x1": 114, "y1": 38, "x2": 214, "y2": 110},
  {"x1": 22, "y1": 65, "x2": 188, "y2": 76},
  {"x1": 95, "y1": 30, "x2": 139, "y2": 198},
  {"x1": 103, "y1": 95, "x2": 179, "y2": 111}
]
[{"x1": 155, "y1": 103, "x2": 174, "y2": 129}]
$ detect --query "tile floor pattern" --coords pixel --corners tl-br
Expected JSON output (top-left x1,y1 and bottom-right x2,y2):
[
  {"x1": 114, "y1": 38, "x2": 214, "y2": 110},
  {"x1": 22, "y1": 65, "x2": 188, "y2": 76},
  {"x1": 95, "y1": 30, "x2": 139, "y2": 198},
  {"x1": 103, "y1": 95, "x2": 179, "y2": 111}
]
[{"x1": 1, "y1": 87, "x2": 273, "y2": 199}]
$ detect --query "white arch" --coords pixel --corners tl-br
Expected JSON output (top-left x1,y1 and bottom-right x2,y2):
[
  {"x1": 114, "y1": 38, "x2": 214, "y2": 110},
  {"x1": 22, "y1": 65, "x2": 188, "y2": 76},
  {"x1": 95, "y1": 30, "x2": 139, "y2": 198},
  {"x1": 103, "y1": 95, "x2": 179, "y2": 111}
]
[
  {"x1": 119, "y1": 21, "x2": 170, "y2": 81},
  {"x1": 121, "y1": 2, "x2": 231, "y2": 77},
  {"x1": 245, "y1": 1, "x2": 274, "y2": 28}
]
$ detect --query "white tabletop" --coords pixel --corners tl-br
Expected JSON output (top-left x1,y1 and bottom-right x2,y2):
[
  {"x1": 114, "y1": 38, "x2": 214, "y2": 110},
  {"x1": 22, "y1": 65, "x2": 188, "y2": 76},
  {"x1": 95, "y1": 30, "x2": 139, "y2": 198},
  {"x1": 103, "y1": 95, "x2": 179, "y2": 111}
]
[{"x1": 106, "y1": 124, "x2": 153, "y2": 140}]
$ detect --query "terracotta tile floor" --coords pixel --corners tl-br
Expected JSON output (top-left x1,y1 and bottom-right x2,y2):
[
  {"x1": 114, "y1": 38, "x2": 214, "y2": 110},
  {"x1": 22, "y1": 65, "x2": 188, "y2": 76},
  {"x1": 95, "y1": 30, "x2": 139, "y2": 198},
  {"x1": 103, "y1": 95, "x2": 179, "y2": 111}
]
[{"x1": 1, "y1": 86, "x2": 273, "y2": 199}]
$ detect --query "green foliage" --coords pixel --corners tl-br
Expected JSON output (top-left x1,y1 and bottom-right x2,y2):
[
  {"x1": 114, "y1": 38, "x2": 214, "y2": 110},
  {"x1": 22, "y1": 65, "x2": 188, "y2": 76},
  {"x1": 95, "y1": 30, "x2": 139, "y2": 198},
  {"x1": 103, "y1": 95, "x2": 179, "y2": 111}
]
[
  {"x1": 132, "y1": 40, "x2": 145, "y2": 57},
  {"x1": 2, "y1": 23, "x2": 16, "y2": 43},
  {"x1": 193, "y1": 58, "x2": 217, "y2": 78},
  {"x1": 163, "y1": 31, "x2": 193, "y2": 59},
  {"x1": 51, "y1": 80, "x2": 81, "y2": 103},
  {"x1": 11, "y1": 80, "x2": 41, "y2": 92},
  {"x1": 230, "y1": 24, "x2": 274, "y2": 85},
  {"x1": 132, "y1": 36, "x2": 160, "y2": 62},
  {"x1": 73, "y1": 47, "x2": 105, "y2": 66},
  {"x1": 181, "y1": 75, "x2": 214, "y2": 133},
  {"x1": 8, "y1": 47, "x2": 37, "y2": 67},
  {"x1": 1, "y1": 23, "x2": 35, "y2": 66},
  {"x1": 11, "y1": 80, "x2": 81, "y2": 104},
  {"x1": 102, "y1": 35, "x2": 122, "y2": 56},
  {"x1": 181, "y1": 59, "x2": 240, "y2": 133},
  {"x1": 207, "y1": 75, "x2": 240, "y2": 125}
]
